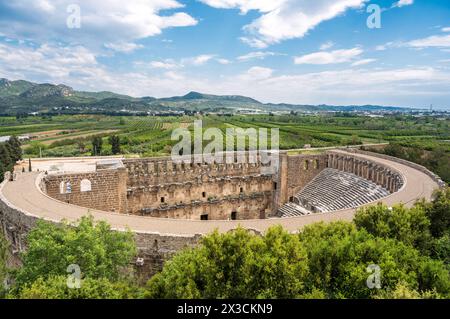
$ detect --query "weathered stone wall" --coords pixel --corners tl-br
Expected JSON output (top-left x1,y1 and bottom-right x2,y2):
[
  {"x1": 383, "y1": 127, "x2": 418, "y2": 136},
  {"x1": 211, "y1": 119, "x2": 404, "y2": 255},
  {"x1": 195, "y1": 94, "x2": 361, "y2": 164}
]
[
  {"x1": 139, "y1": 193, "x2": 273, "y2": 220},
  {"x1": 133, "y1": 232, "x2": 201, "y2": 280},
  {"x1": 43, "y1": 168, "x2": 128, "y2": 213},
  {"x1": 285, "y1": 154, "x2": 328, "y2": 201},
  {"x1": 124, "y1": 156, "x2": 276, "y2": 219},
  {"x1": 350, "y1": 148, "x2": 447, "y2": 188},
  {"x1": 38, "y1": 151, "x2": 406, "y2": 221},
  {"x1": 123, "y1": 156, "x2": 268, "y2": 185},
  {"x1": 0, "y1": 176, "x2": 38, "y2": 268},
  {"x1": 127, "y1": 174, "x2": 274, "y2": 219},
  {"x1": 327, "y1": 151, "x2": 404, "y2": 192}
]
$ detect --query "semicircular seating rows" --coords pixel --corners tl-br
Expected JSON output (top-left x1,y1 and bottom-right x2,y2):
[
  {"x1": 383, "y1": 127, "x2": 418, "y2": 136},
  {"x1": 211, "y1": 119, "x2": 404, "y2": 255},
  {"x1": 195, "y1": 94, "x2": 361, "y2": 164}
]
[{"x1": 278, "y1": 168, "x2": 391, "y2": 218}]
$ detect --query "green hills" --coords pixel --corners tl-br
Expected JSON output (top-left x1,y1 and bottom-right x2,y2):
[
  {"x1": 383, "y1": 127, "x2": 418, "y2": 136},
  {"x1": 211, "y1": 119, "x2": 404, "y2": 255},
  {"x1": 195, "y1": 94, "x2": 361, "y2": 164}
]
[{"x1": 0, "y1": 78, "x2": 414, "y2": 115}]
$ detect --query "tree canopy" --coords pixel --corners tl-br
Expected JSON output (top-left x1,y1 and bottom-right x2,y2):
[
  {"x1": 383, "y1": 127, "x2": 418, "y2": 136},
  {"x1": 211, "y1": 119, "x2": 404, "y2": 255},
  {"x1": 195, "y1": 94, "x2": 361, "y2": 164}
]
[
  {"x1": 2, "y1": 189, "x2": 449, "y2": 299},
  {"x1": 145, "y1": 189, "x2": 450, "y2": 299},
  {"x1": 146, "y1": 221, "x2": 449, "y2": 299},
  {"x1": 354, "y1": 203, "x2": 432, "y2": 252},
  {"x1": 0, "y1": 136, "x2": 22, "y2": 182},
  {"x1": 109, "y1": 135, "x2": 121, "y2": 155},
  {"x1": 13, "y1": 215, "x2": 137, "y2": 292},
  {"x1": 17, "y1": 276, "x2": 139, "y2": 299},
  {"x1": 146, "y1": 226, "x2": 310, "y2": 299}
]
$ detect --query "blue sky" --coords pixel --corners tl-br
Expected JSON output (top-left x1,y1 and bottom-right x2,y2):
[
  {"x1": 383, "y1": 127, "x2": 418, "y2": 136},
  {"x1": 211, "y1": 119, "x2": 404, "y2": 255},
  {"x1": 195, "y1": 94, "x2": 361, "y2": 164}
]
[{"x1": 0, "y1": 0, "x2": 449, "y2": 108}]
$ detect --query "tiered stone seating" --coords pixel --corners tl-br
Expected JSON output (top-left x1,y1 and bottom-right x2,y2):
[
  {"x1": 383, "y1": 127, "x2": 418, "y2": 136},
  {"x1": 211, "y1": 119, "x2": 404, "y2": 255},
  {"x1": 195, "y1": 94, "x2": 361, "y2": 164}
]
[
  {"x1": 278, "y1": 168, "x2": 390, "y2": 217},
  {"x1": 277, "y1": 202, "x2": 312, "y2": 217}
]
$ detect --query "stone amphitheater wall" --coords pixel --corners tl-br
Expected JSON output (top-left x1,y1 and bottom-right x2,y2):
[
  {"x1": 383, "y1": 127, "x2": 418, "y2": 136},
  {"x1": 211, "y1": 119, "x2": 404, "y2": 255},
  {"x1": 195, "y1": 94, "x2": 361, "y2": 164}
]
[
  {"x1": 0, "y1": 148, "x2": 441, "y2": 281},
  {"x1": 326, "y1": 151, "x2": 404, "y2": 193},
  {"x1": 123, "y1": 157, "x2": 276, "y2": 219},
  {"x1": 0, "y1": 184, "x2": 37, "y2": 268},
  {"x1": 42, "y1": 168, "x2": 128, "y2": 213},
  {"x1": 38, "y1": 151, "x2": 409, "y2": 221},
  {"x1": 350, "y1": 148, "x2": 447, "y2": 188},
  {"x1": 285, "y1": 154, "x2": 328, "y2": 201}
]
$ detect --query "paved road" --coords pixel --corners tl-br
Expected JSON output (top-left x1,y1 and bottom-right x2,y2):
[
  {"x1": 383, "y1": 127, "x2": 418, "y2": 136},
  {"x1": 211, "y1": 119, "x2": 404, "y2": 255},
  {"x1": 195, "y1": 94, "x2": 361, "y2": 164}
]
[{"x1": 1, "y1": 152, "x2": 440, "y2": 236}]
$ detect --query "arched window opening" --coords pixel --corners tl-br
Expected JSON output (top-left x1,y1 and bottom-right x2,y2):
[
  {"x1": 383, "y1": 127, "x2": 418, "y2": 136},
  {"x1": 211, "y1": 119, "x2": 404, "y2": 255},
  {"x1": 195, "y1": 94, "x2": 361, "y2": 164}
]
[{"x1": 80, "y1": 179, "x2": 92, "y2": 192}]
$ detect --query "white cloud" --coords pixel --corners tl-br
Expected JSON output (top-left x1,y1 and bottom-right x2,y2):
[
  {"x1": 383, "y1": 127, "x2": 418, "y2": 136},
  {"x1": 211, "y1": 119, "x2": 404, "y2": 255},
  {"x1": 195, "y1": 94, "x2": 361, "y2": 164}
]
[
  {"x1": 143, "y1": 55, "x2": 229, "y2": 69},
  {"x1": 351, "y1": 58, "x2": 376, "y2": 67},
  {"x1": 164, "y1": 71, "x2": 184, "y2": 80},
  {"x1": 392, "y1": 0, "x2": 414, "y2": 8},
  {"x1": 0, "y1": 0, "x2": 198, "y2": 51},
  {"x1": 189, "y1": 54, "x2": 216, "y2": 66},
  {"x1": 294, "y1": 48, "x2": 363, "y2": 65},
  {"x1": 320, "y1": 41, "x2": 335, "y2": 50},
  {"x1": 441, "y1": 27, "x2": 450, "y2": 32},
  {"x1": 0, "y1": 43, "x2": 104, "y2": 85},
  {"x1": 201, "y1": 0, "x2": 368, "y2": 48},
  {"x1": 237, "y1": 51, "x2": 278, "y2": 61},
  {"x1": 376, "y1": 34, "x2": 450, "y2": 51},
  {"x1": 217, "y1": 58, "x2": 232, "y2": 65},
  {"x1": 375, "y1": 42, "x2": 394, "y2": 51},
  {"x1": 1, "y1": 42, "x2": 449, "y2": 108},
  {"x1": 149, "y1": 60, "x2": 179, "y2": 69},
  {"x1": 239, "y1": 37, "x2": 269, "y2": 49},
  {"x1": 34, "y1": 0, "x2": 55, "y2": 13},
  {"x1": 239, "y1": 66, "x2": 274, "y2": 81},
  {"x1": 104, "y1": 42, "x2": 143, "y2": 53},
  {"x1": 407, "y1": 34, "x2": 450, "y2": 48}
]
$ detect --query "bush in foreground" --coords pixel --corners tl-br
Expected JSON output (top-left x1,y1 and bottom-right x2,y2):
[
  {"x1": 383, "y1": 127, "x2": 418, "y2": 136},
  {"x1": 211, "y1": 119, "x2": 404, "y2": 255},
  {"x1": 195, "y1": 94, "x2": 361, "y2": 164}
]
[
  {"x1": 146, "y1": 221, "x2": 449, "y2": 299},
  {"x1": 12, "y1": 215, "x2": 137, "y2": 295}
]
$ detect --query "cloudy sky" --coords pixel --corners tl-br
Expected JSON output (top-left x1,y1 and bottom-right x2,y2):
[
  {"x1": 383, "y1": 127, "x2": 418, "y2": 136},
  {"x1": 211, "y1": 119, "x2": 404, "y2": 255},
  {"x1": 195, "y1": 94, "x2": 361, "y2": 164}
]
[{"x1": 0, "y1": 0, "x2": 449, "y2": 108}]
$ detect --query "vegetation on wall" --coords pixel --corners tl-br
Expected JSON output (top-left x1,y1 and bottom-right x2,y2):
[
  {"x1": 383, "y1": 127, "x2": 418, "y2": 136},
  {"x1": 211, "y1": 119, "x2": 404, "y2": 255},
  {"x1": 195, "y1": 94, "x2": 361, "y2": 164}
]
[
  {"x1": 1, "y1": 190, "x2": 449, "y2": 299},
  {"x1": 364, "y1": 142, "x2": 450, "y2": 185},
  {"x1": 146, "y1": 190, "x2": 450, "y2": 299},
  {"x1": 9, "y1": 216, "x2": 138, "y2": 298},
  {"x1": 0, "y1": 136, "x2": 22, "y2": 182},
  {"x1": 144, "y1": 189, "x2": 450, "y2": 299}
]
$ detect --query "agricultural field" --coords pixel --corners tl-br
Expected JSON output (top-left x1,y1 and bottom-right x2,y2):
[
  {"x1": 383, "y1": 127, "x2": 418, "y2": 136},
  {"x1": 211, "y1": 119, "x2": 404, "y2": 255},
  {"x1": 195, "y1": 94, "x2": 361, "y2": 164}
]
[{"x1": 2, "y1": 113, "x2": 449, "y2": 183}]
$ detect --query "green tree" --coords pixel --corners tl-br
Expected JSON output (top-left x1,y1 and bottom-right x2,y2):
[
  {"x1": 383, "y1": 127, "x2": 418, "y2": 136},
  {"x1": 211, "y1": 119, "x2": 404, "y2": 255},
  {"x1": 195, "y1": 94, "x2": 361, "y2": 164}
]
[
  {"x1": 109, "y1": 135, "x2": 121, "y2": 155},
  {"x1": 23, "y1": 141, "x2": 46, "y2": 157},
  {"x1": 6, "y1": 136, "x2": 22, "y2": 162},
  {"x1": 375, "y1": 281, "x2": 443, "y2": 299},
  {"x1": 0, "y1": 143, "x2": 12, "y2": 172},
  {"x1": 354, "y1": 203, "x2": 432, "y2": 252},
  {"x1": 384, "y1": 143, "x2": 404, "y2": 158},
  {"x1": 298, "y1": 222, "x2": 450, "y2": 298},
  {"x1": 421, "y1": 188, "x2": 450, "y2": 238},
  {"x1": 145, "y1": 226, "x2": 309, "y2": 299},
  {"x1": 91, "y1": 136, "x2": 103, "y2": 156},
  {"x1": 76, "y1": 139, "x2": 86, "y2": 153},
  {"x1": 431, "y1": 234, "x2": 450, "y2": 265},
  {"x1": 13, "y1": 216, "x2": 137, "y2": 291},
  {"x1": 0, "y1": 162, "x2": 5, "y2": 183},
  {"x1": 16, "y1": 276, "x2": 140, "y2": 299}
]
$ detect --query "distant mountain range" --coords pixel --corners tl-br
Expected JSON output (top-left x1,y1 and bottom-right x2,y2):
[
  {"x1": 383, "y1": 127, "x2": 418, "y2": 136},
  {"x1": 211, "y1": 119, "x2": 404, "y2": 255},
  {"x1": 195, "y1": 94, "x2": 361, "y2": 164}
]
[{"x1": 0, "y1": 78, "x2": 417, "y2": 115}]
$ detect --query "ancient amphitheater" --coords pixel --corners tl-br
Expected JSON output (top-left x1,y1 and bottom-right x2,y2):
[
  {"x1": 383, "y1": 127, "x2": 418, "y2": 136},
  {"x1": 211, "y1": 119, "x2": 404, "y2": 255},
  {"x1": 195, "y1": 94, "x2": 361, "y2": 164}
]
[{"x1": 0, "y1": 148, "x2": 445, "y2": 279}]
